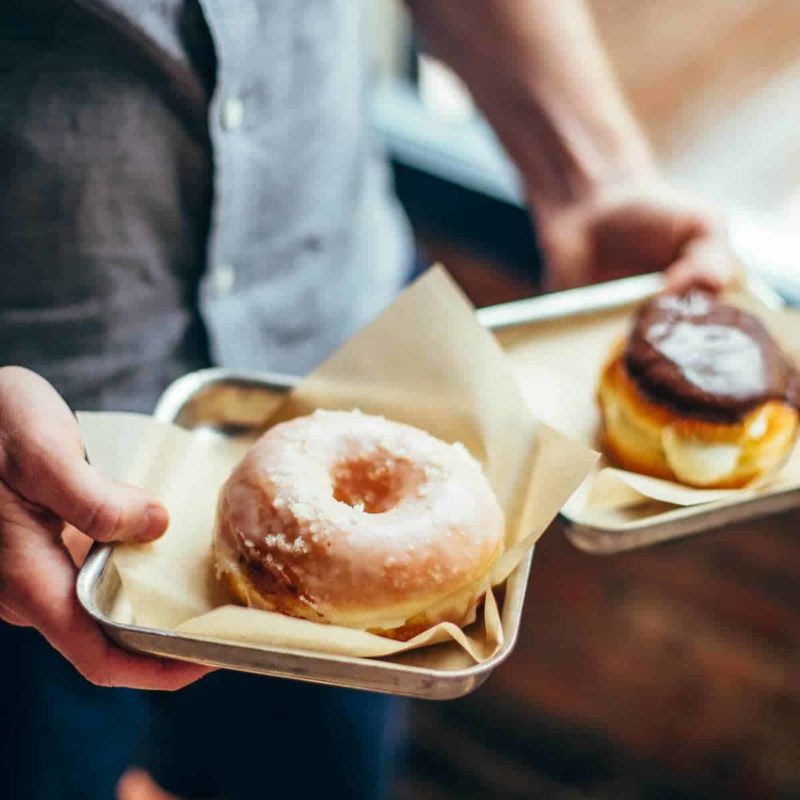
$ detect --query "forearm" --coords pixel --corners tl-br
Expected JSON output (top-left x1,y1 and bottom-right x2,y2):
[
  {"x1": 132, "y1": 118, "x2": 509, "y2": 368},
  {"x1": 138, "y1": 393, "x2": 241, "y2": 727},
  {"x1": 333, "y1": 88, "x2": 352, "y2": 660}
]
[{"x1": 406, "y1": 0, "x2": 656, "y2": 215}]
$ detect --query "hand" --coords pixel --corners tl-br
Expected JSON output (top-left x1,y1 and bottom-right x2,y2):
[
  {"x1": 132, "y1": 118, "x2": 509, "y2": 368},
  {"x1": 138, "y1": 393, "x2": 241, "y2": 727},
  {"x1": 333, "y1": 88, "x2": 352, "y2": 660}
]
[
  {"x1": 534, "y1": 182, "x2": 737, "y2": 293},
  {"x1": 117, "y1": 768, "x2": 181, "y2": 800},
  {"x1": 0, "y1": 366, "x2": 210, "y2": 690}
]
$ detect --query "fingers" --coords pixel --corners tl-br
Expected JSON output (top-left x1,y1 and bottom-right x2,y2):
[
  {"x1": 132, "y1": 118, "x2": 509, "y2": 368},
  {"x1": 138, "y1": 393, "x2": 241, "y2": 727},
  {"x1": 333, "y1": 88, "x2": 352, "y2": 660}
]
[
  {"x1": 22, "y1": 546, "x2": 211, "y2": 690},
  {"x1": 664, "y1": 201, "x2": 738, "y2": 294},
  {"x1": 2, "y1": 436, "x2": 168, "y2": 544},
  {"x1": 0, "y1": 367, "x2": 168, "y2": 543},
  {"x1": 0, "y1": 370, "x2": 206, "y2": 690},
  {"x1": 665, "y1": 258, "x2": 727, "y2": 294},
  {"x1": 665, "y1": 234, "x2": 738, "y2": 295},
  {"x1": 1, "y1": 481, "x2": 211, "y2": 691},
  {"x1": 117, "y1": 769, "x2": 184, "y2": 800},
  {"x1": 0, "y1": 597, "x2": 30, "y2": 626}
]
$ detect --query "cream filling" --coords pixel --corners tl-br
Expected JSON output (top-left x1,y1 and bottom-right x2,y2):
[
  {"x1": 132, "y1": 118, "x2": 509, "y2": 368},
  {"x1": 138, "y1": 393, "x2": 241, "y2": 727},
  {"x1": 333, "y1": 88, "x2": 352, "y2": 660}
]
[
  {"x1": 661, "y1": 428, "x2": 741, "y2": 486},
  {"x1": 745, "y1": 406, "x2": 769, "y2": 440}
]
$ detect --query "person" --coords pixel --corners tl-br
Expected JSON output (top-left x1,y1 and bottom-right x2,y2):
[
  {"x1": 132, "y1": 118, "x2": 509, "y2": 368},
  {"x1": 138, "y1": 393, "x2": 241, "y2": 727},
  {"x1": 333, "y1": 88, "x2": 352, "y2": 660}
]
[{"x1": 0, "y1": 1, "x2": 734, "y2": 798}]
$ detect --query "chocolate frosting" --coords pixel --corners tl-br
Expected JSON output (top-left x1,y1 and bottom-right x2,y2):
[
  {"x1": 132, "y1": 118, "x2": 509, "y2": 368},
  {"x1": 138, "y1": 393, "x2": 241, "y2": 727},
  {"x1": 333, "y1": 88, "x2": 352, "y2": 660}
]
[{"x1": 624, "y1": 292, "x2": 799, "y2": 422}]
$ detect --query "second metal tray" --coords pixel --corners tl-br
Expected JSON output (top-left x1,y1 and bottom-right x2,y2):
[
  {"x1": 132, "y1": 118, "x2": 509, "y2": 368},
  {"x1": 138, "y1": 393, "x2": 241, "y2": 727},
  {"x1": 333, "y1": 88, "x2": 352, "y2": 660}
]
[{"x1": 478, "y1": 272, "x2": 800, "y2": 553}]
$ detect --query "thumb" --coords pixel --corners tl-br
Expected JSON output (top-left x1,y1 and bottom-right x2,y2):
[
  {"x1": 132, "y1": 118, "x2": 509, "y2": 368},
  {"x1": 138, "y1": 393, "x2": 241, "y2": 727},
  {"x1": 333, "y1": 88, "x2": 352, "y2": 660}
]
[
  {"x1": 6, "y1": 446, "x2": 168, "y2": 543},
  {"x1": 0, "y1": 367, "x2": 168, "y2": 543}
]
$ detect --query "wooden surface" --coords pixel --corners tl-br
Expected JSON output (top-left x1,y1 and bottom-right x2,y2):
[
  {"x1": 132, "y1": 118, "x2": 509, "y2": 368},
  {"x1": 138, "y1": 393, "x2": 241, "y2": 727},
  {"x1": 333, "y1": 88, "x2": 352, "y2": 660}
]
[{"x1": 397, "y1": 250, "x2": 800, "y2": 800}]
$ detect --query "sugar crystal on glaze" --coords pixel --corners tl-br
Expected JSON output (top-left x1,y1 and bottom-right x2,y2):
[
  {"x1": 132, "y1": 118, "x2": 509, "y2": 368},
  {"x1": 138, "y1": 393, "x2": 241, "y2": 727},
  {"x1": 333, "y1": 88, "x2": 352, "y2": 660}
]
[{"x1": 215, "y1": 409, "x2": 505, "y2": 635}]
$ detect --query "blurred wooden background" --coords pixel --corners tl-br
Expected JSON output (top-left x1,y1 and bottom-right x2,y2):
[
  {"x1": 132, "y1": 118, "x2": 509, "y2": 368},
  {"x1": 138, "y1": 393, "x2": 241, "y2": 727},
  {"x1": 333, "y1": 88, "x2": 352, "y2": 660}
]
[
  {"x1": 593, "y1": 0, "x2": 800, "y2": 213},
  {"x1": 397, "y1": 3, "x2": 800, "y2": 798}
]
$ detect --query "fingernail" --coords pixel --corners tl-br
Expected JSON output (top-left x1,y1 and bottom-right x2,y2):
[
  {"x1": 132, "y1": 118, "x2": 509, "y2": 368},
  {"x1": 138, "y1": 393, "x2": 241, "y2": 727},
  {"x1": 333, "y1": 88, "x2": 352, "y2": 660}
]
[{"x1": 136, "y1": 503, "x2": 169, "y2": 541}]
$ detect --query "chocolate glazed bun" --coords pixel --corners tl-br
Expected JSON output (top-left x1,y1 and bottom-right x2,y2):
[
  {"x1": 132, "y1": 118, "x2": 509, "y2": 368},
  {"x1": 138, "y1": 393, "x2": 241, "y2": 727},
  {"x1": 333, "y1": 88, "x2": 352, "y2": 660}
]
[{"x1": 598, "y1": 291, "x2": 800, "y2": 487}]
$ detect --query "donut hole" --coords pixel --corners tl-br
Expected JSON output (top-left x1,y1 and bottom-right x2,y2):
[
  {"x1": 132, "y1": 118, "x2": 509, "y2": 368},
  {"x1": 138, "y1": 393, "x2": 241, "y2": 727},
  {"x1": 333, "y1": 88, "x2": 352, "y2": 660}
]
[{"x1": 331, "y1": 455, "x2": 421, "y2": 514}]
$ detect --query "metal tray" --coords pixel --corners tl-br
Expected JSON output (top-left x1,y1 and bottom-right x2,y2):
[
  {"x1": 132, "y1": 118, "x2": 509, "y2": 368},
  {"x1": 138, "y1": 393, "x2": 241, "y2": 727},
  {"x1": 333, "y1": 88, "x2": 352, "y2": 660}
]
[
  {"x1": 78, "y1": 372, "x2": 533, "y2": 700},
  {"x1": 477, "y1": 272, "x2": 800, "y2": 554}
]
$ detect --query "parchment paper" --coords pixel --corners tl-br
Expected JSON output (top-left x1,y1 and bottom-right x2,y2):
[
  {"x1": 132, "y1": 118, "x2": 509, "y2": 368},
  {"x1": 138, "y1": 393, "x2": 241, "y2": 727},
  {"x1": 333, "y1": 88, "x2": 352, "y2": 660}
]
[
  {"x1": 499, "y1": 284, "x2": 800, "y2": 529},
  {"x1": 78, "y1": 266, "x2": 597, "y2": 663}
]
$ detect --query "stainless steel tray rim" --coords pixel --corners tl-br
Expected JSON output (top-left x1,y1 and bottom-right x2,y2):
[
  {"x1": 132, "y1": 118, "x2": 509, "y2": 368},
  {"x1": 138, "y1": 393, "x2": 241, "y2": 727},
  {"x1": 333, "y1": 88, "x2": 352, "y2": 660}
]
[
  {"x1": 153, "y1": 367, "x2": 298, "y2": 424},
  {"x1": 558, "y1": 482, "x2": 800, "y2": 532},
  {"x1": 77, "y1": 542, "x2": 529, "y2": 683}
]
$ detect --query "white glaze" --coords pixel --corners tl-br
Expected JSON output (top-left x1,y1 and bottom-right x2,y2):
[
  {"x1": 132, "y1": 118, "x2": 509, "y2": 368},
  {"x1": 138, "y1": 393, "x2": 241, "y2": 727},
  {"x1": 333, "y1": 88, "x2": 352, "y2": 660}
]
[{"x1": 215, "y1": 410, "x2": 505, "y2": 630}]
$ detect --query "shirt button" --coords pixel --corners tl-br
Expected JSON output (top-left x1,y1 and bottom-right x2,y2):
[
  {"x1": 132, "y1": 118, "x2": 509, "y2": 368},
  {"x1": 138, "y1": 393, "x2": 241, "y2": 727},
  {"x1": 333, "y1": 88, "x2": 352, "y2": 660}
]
[
  {"x1": 212, "y1": 263, "x2": 236, "y2": 294},
  {"x1": 221, "y1": 96, "x2": 244, "y2": 131}
]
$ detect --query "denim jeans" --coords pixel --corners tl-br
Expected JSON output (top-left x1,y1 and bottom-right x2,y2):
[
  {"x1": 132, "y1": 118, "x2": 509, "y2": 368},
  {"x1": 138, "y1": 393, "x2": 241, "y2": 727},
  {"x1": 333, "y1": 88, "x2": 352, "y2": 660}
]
[{"x1": 0, "y1": 625, "x2": 405, "y2": 800}]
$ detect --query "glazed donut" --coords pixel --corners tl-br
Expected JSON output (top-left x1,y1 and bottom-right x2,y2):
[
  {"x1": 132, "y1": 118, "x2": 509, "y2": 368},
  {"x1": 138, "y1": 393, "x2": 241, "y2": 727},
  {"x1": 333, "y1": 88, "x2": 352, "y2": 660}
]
[
  {"x1": 214, "y1": 409, "x2": 504, "y2": 640},
  {"x1": 598, "y1": 291, "x2": 800, "y2": 488}
]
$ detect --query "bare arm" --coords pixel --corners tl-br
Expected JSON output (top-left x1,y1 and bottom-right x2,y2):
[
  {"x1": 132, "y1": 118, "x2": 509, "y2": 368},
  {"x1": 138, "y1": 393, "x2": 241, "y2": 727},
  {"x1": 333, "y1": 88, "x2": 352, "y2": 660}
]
[
  {"x1": 407, "y1": 0, "x2": 653, "y2": 210},
  {"x1": 407, "y1": 0, "x2": 732, "y2": 290}
]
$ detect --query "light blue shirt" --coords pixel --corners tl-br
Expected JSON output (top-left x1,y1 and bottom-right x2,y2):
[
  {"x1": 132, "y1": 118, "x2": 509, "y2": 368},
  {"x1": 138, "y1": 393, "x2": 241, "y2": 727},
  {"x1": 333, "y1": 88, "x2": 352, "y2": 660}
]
[{"x1": 0, "y1": 0, "x2": 411, "y2": 410}]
